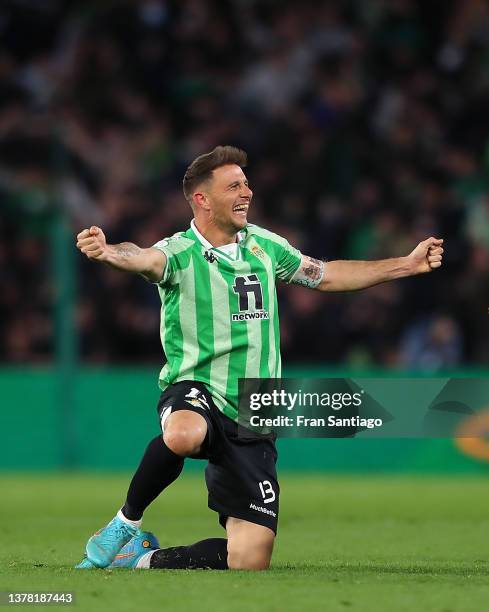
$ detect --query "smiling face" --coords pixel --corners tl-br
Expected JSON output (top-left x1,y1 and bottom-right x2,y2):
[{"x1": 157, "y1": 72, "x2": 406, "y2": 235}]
[{"x1": 194, "y1": 164, "x2": 253, "y2": 233}]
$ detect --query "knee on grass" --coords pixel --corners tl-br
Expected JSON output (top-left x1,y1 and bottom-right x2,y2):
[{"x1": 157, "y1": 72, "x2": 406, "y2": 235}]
[{"x1": 227, "y1": 545, "x2": 271, "y2": 571}]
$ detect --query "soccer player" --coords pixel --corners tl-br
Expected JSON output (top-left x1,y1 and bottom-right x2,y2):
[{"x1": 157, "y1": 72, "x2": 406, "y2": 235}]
[{"x1": 75, "y1": 146, "x2": 444, "y2": 570}]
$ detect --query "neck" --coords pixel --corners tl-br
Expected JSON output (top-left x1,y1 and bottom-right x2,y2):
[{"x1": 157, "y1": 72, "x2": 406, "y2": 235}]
[{"x1": 193, "y1": 218, "x2": 238, "y2": 247}]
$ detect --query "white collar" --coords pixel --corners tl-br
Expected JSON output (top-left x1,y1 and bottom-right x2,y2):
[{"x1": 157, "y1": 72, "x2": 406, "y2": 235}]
[{"x1": 191, "y1": 219, "x2": 244, "y2": 250}]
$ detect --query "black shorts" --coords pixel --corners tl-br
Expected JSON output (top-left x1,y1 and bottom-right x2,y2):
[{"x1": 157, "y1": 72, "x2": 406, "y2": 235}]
[{"x1": 157, "y1": 381, "x2": 279, "y2": 534}]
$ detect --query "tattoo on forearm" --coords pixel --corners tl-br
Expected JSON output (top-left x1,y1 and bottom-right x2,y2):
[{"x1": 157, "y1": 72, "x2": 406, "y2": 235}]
[
  {"x1": 291, "y1": 256, "x2": 325, "y2": 289},
  {"x1": 114, "y1": 242, "x2": 141, "y2": 258}
]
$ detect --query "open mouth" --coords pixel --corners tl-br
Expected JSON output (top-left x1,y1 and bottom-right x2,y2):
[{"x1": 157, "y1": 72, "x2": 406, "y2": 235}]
[{"x1": 233, "y1": 204, "x2": 249, "y2": 216}]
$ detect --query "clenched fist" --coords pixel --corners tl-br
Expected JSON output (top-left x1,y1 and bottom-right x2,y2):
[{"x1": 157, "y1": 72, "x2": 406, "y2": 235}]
[
  {"x1": 76, "y1": 226, "x2": 108, "y2": 261},
  {"x1": 407, "y1": 237, "x2": 444, "y2": 274}
]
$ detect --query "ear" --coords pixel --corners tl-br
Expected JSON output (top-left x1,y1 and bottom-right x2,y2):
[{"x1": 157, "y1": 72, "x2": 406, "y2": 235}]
[{"x1": 193, "y1": 191, "x2": 210, "y2": 211}]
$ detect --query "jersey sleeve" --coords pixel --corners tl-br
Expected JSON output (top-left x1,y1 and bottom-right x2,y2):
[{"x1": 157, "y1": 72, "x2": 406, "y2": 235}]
[
  {"x1": 250, "y1": 226, "x2": 302, "y2": 282},
  {"x1": 275, "y1": 237, "x2": 303, "y2": 282},
  {"x1": 152, "y1": 233, "x2": 189, "y2": 286}
]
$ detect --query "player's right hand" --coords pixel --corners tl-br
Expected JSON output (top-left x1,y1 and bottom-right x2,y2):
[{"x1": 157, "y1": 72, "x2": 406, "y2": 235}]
[{"x1": 76, "y1": 226, "x2": 108, "y2": 261}]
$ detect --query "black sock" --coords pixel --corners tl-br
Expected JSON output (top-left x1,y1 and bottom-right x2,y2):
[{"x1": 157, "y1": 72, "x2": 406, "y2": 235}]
[
  {"x1": 149, "y1": 538, "x2": 228, "y2": 570},
  {"x1": 122, "y1": 436, "x2": 184, "y2": 520}
]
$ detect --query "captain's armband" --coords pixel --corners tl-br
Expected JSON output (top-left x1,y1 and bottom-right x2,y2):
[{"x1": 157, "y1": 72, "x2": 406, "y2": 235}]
[{"x1": 290, "y1": 255, "x2": 325, "y2": 289}]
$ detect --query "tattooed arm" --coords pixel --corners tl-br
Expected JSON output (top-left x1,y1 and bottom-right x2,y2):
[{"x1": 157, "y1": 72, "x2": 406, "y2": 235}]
[
  {"x1": 76, "y1": 226, "x2": 166, "y2": 282},
  {"x1": 293, "y1": 237, "x2": 444, "y2": 292},
  {"x1": 290, "y1": 256, "x2": 325, "y2": 289}
]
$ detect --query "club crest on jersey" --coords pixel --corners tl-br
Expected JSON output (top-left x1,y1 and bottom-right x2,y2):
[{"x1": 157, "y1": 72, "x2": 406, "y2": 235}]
[{"x1": 251, "y1": 245, "x2": 265, "y2": 260}]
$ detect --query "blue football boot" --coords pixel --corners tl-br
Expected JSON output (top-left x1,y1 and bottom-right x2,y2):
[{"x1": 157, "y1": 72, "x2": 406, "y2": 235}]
[
  {"x1": 85, "y1": 515, "x2": 138, "y2": 568},
  {"x1": 109, "y1": 531, "x2": 160, "y2": 569},
  {"x1": 75, "y1": 557, "x2": 96, "y2": 569}
]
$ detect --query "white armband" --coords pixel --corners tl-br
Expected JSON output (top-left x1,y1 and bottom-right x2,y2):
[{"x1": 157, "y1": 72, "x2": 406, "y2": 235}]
[{"x1": 289, "y1": 256, "x2": 325, "y2": 289}]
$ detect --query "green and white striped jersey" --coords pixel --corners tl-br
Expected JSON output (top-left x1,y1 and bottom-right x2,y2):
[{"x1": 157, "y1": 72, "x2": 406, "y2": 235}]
[{"x1": 153, "y1": 221, "x2": 302, "y2": 421}]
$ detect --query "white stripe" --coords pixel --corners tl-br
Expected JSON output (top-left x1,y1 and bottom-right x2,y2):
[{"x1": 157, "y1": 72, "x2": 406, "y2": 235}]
[{"x1": 158, "y1": 290, "x2": 169, "y2": 384}]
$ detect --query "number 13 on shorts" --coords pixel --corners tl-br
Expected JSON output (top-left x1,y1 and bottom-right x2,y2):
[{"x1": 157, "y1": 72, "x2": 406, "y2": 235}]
[{"x1": 259, "y1": 480, "x2": 276, "y2": 503}]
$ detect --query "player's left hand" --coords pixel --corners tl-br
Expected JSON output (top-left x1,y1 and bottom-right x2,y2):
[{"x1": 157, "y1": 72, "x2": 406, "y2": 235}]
[{"x1": 407, "y1": 237, "x2": 444, "y2": 274}]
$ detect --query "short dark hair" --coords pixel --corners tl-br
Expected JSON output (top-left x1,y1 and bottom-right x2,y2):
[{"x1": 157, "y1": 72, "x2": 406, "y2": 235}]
[{"x1": 182, "y1": 145, "x2": 248, "y2": 204}]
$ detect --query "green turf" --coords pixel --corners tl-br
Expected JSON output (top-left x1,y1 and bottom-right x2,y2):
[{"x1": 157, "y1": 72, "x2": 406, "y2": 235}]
[{"x1": 1, "y1": 470, "x2": 489, "y2": 611}]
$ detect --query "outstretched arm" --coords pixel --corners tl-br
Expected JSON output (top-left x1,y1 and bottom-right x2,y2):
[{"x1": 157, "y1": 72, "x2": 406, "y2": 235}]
[
  {"x1": 76, "y1": 226, "x2": 166, "y2": 283},
  {"x1": 292, "y1": 237, "x2": 444, "y2": 292}
]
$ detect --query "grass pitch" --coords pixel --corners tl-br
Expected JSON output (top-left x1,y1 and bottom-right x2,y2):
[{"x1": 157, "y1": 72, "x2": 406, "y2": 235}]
[{"x1": 1, "y1": 470, "x2": 489, "y2": 611}]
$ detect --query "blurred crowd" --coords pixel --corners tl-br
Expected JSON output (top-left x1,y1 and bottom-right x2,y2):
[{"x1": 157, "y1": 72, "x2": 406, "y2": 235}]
[{"x1": 1, "y1": 0, "x2": 489, "y2": 368}]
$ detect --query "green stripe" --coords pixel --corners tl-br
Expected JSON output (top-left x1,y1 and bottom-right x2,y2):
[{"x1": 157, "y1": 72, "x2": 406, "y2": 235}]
[
  {"x1": 176, "y1": 256, "x2": 197, "y2": 380},
  {"x1": 191, "y1": 251, "x2": 214, "y2": 383}
]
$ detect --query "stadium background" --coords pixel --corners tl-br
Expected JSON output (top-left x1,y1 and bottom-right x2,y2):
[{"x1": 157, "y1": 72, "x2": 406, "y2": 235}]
[{"x1": 2, "y1": 0, "x2": 488, "y2": 473}]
